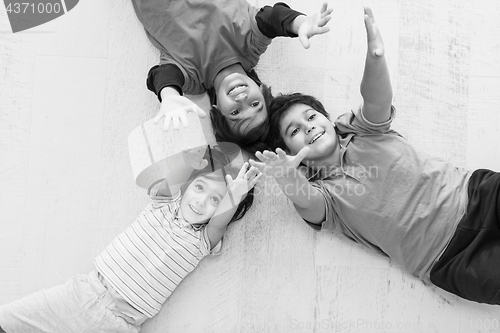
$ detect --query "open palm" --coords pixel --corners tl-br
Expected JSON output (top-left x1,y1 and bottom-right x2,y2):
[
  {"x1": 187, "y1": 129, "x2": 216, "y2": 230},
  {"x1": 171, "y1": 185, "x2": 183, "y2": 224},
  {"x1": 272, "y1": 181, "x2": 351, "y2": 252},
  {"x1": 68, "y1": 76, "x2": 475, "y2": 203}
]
[{"x1": 251, "y1": 147, "x2": 310, "y2": 178}]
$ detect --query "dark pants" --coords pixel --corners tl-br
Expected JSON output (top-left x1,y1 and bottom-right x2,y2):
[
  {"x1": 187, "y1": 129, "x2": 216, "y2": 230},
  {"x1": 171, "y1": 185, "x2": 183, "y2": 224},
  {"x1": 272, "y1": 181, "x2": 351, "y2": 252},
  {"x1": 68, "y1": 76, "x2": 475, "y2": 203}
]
[{"x1": 430, "y1": 169, "x2": 500, "y2": 304}]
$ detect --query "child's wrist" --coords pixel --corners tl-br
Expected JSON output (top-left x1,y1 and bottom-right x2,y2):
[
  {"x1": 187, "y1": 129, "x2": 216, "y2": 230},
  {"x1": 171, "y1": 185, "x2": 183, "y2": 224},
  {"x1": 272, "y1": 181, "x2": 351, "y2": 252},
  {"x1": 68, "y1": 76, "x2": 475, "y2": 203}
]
[
  {"x1": 227, "y1": 188, "x2": 247, "y2": 202},
  {"x1": 160, "y1": 86, "x2": 182, "y2": 100},
  {"x1": 272, "y1": 164, "x2": 300, "y2": 179},
  {"x1": 290, "y1": 14, "x2": 306, "y2": 34}
]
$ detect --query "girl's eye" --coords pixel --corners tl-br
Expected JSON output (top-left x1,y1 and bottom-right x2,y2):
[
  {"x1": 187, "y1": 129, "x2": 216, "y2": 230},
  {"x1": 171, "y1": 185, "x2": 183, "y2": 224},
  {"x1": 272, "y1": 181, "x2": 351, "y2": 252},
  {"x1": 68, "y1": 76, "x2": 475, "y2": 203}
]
[
  {"x1": 290, "y1": 128, "x2": 299, "y2": 137},
  {"x1": 230, "y1": 110, "x2": 240, "y2": 116},
  {"x1": 308, "y1": 114, "x2": 316, "y2": 121},
  {"x1": 210, "y1": 197, "x2": 220, "y2": 205},
  {"x1": 194, "y1": 184, "x2": 203, "y2": 191},
  {"x1": 251, "y1": 101, "x2": 260, "y2": 107}
]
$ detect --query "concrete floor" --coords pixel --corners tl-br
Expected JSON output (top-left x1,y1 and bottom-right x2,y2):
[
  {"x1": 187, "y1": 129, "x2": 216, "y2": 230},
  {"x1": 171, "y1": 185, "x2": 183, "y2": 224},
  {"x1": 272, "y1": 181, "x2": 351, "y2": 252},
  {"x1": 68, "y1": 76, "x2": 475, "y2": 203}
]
[{"x1": 1, "y1": 0, "x2": 500, "y2": 332}]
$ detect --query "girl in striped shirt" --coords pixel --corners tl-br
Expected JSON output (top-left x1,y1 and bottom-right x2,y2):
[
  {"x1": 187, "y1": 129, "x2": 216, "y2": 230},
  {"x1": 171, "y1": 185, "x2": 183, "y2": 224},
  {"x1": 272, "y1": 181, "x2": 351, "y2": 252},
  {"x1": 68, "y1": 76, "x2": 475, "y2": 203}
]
[{"x1": 0, "y1": 145, "x2": 261, "y2": 333}]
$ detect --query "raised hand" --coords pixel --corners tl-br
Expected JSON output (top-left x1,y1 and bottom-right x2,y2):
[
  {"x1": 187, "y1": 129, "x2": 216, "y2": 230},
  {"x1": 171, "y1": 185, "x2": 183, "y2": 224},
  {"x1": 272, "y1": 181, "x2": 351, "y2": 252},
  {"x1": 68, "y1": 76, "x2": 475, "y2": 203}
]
[
  {"x1": 298, "y1": 3, "x2": 333, "y2": 49},
  {"x1": 153, "y1": 95, "x2": 207, "y2": 131},
  {"x1": 360, "y1": 5, "x2": 392, "y2": 125},
  {"x1": 250, "y1": 147, "x2": 310, "y2": 178},
  {"x1": 225, "y1": 162, "x2": 262, "y2": 200},
  {"x1": 364, "y1": 6, "x2": 384, "y2": 58}
]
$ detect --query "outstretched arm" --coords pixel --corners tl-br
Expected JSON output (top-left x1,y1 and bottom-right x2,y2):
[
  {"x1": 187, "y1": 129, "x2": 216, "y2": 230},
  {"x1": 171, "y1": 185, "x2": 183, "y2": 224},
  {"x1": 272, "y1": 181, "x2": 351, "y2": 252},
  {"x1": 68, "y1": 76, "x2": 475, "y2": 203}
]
[
  {"x1": 153, "y1": 87, "x2": 207, "y2": 130},
  {"x1": 360, "y1": 6, "x2": 393, "y2": 124},
  {"x1": 291, "y1": 3, "x2": 333, "y2": 49},
  {"x1": 147, "y1": 64, "x2": 207, "y2": 130},
  {"x1": 205, "y1": 163, "x2": 262, "y2": 249},
  {"x1": 250, "y1": 147, "x2": 326, "y2": 224},
  {"x1": 256, "y1": 2, "x2": 332, "y2": 49}
]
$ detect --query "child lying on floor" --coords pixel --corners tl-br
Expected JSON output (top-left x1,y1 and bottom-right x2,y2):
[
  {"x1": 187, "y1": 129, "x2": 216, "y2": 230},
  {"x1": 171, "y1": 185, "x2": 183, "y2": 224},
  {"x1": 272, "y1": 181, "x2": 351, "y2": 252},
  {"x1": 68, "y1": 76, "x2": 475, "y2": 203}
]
[
  {"x1": 132, "y1": 0, "x2": 332, "y2": 153},
  {"x1": 0, "y1": 145, "x2": 262, "y2": 332},
  {"x1": 251, "y1": 6, "x2": 500, "y2": 305}
]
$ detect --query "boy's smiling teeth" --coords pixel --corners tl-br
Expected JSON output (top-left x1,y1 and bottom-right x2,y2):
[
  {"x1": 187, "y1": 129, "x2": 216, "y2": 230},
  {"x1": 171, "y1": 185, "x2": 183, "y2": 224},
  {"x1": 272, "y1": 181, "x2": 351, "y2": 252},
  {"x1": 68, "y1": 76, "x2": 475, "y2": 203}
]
[
  {"x1": 228, "y1": 85, "x2": 247, "y2": 96},
  {"x1": 309, "y1": 131, "x2": 325, "y2": 144},
  {"x1": 189, "y1": 204, "x2": 202, "y2": 215}
]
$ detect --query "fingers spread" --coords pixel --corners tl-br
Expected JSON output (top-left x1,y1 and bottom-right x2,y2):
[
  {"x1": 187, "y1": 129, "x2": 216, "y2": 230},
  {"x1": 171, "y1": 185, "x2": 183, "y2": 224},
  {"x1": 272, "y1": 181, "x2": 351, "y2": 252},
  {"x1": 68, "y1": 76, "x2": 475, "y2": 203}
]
[
  {"x1": 254, "y1": 151, "x2": 267, "y2": 162},
  {"x1": 318, "y1": 15, "x2": 332, "y2": 27},
  {"x1": 262, "y1": 150, "x2": 278, "y2": 159},
  {"x1": 237, "y1": 162, "x2": 249, "y2": 178},
  {"x1": 245, "y1": 165, "x2": 261, "y2": 179},
  {"x1": 320, "y1": 2, "x2": 327, "y2": 13},
  {"x1": 248, "y1": 172, "x2": 263, "y2": 188},
  {"x1": 249, "y1": 159, "x2": 267, "y2": 172},
  {"x1": 276, "y1": 148, "x2": 287, "y2": 159}
]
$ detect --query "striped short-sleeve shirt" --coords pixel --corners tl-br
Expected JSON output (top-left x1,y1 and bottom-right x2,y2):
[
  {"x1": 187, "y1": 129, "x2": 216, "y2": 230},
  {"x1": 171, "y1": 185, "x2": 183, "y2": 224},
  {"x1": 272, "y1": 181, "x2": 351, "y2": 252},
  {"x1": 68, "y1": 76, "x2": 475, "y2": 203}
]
[{"x1": 94, "y1": 190, "x2": 217, "y2": 317}]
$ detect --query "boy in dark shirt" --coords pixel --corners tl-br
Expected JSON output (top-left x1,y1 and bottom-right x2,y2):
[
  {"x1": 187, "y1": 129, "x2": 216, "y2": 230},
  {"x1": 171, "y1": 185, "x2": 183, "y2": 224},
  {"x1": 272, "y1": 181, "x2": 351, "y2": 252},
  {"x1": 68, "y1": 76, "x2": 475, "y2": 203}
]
[{"x1": 132, "y1": 0, "x2": 332, "y2": 153}]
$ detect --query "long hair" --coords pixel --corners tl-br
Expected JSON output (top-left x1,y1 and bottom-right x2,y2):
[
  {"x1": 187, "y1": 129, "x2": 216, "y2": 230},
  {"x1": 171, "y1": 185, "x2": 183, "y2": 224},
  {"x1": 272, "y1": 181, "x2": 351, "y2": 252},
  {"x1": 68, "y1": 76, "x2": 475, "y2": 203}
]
[{"x1": 180, "y1": 144, "x2": 254, "y2": 223}]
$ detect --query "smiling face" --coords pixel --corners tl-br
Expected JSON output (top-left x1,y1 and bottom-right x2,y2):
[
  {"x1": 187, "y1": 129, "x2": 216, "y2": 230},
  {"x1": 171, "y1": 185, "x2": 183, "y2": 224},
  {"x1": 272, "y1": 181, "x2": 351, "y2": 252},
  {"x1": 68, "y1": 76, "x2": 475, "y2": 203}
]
[
  {"x1": 179, "y1": 174, "x2": 227, "y2": 225},
  {"x1": 280, "y1": 103, "x2": 339, "y2": 164},
  {"x1": 215, "y1": 73, "x2": 268, "y2": 135}
]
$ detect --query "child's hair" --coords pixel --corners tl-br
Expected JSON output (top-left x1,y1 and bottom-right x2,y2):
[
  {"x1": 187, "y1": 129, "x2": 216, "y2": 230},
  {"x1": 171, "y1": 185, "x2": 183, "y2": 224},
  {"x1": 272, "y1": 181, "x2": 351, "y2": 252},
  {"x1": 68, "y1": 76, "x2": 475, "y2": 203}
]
[
  {"x1": 180, "y1": 144, "x2": 254, "y2": 223},
  {"x1": 266, "y1": 93, "x2": 330, "y2": 151},
  {"x1": 208, "y1": 69, "x2": 274, "y2": 156}
]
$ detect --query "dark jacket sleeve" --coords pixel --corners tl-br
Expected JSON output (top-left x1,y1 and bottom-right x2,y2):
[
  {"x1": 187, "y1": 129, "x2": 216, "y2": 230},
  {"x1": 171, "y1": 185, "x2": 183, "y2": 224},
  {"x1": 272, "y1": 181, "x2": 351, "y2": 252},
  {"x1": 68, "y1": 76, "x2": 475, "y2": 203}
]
[
  {"x1": 255, "y1": 2, "x2": 304, "y2": 38},
  {"x1": 146, "y1": 64, "x2": 185, "y2": 101}
]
